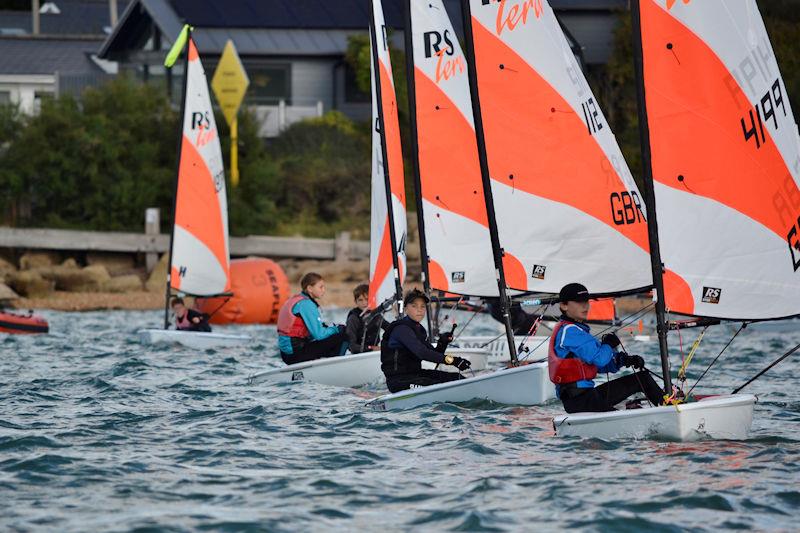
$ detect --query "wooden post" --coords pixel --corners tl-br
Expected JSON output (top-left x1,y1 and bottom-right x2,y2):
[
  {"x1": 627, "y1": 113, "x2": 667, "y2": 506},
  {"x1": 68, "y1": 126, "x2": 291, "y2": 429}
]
[
  {"x1": 334, "y1": 231, "x2": 350, "y2": 262},
  {"x1": 145, "y1": 207, "x2": 160, "y2": 272}
]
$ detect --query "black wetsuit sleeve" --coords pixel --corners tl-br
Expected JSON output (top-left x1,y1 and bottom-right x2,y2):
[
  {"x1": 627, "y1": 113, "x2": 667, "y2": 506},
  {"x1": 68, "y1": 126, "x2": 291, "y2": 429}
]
[
  {"x1": 187, "y1": 309, "x2": 212, "y2": 332},
  {"x1": 393, "y1": 325, "x2": 446, "y2": 364},
  {"x1": 345, "y1": 313, "x2": 363, "y2": 353}
]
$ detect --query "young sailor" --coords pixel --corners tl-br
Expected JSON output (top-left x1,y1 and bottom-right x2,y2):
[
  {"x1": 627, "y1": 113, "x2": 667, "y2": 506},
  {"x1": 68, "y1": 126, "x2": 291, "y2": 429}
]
[
  {"x1": 381, "y1": 289, "x2": 471, "y2": 393},
  {"x1": 171, "y1": 297, "x2": 212, "y2": 332},
  {"x1": 549, "y1": 283, "x2": 664, "y2": 413},
  {"x1": 345, "y1": 284, "x2": 386, "y2": 354},
  {"x1": 277, "y1": 272, "x2": 348, "y2": 364}
]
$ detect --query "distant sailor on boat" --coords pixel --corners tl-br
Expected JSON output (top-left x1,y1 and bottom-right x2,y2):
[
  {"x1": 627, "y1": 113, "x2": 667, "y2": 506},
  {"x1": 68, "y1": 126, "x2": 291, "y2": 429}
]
[
  {"x1": 550, "y1": 283, "x2": 663, "y2": 413},
  {"x1": 345, "y1": 283, "x2": 386, "y2": 354},
  {"x1": 381, "y1": 289, "x2": 471, "y2": 392},
  {"x1": 278, "y1": 272, "x2": 348, "y2": 364},
  {"x1": 171, "y1": 297, "x2": 212, "y2": 332}
]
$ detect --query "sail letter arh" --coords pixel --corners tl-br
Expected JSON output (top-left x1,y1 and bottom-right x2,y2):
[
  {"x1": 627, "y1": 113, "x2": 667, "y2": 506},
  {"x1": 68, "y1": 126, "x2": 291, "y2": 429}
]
[
  {"x1": 639, "y1": 0, "x2": 800, "y2": 319},
  {"x1": 170, "y1": 39, "x2": 231, "y2": 297},
  {"x1": 369, "y1": 0, "x2": 408, "y2": 308},
  {"x1": 466, "y1": 0, "x2": 652, "y2": 295}
]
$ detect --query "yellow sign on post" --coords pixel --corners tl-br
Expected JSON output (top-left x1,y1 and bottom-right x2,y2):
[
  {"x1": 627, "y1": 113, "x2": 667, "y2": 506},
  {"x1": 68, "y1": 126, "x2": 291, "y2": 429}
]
[{"x1": 211, "y1": 40, "x2": 249, "y2": 187}]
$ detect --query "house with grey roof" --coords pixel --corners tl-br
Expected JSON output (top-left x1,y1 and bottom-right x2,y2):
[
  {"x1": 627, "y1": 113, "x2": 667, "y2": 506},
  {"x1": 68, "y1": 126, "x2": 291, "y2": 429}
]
[
  {"x1": 99, "y1": 0, "x2": 628, "y2": 137},
  {"x1": 0, "y1": 0, "x2": 124, "y2": 112}
]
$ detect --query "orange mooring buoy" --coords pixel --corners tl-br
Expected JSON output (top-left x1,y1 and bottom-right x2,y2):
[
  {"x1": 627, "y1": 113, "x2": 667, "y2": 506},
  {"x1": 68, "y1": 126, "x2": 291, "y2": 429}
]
[{"x1": 195, "y1": 258, "x2": 290, "y2": 324}]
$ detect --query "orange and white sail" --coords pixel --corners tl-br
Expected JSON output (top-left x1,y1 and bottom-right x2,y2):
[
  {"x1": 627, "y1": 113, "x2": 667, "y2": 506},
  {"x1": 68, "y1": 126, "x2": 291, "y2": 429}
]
[
  {"x1": 466, "y1": 0, "x2": 652, "y2": 295},
  {"x1": 639, "y1": 0, "x2": 800, "y2": 319},
  {"x1": 170, "y1": 38, "x2": 230, "y2": 296},
  {"x1": 409, "y1": 0, "x2": 497, "y2": 297},
  {"x1": 368, "y1": 0, "x2": 407, "y2": 308}
]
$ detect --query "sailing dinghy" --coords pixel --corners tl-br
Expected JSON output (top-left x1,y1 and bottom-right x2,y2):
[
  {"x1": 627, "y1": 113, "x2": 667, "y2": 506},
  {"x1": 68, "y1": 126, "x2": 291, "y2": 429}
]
[
  {"x1": 248, "y1": 0, "x2": 488, "y2": 388},
  {"x1": 367, "y1": 0, "x2": 562, "y2": 411},
  {"x1": 555, "y1": 0, "x2": 800, "y2": 440},
  {"x1": 139, "y1": 27, "x2": 250, "y2": 349}
]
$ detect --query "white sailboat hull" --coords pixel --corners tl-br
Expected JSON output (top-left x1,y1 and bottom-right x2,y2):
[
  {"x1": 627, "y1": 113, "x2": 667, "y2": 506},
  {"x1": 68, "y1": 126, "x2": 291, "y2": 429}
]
[
  {"x1": 553, "y1": 394, "x2": 756, "y2": 441},
  {"x1": 366, "y1": 362, "x2": 555, "y2": 411},
  {"x1": 457, "y1": 335, "x2": 550, "y2": 364},
  {"x1": 247, "y1": 348, "x2": 489, "y2": 388},
  {"x1": 138, "y1": 329, "x2": 251, "y2": 349}
]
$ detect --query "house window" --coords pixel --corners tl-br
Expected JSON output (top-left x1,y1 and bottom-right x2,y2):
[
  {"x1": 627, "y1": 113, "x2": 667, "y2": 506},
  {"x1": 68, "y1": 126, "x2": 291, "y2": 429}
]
[
  {"x1": 344, "y1": 63, "x2": 369, "y2": 103},
  {"x1": 245, "y1": 64, "x2": 291, "y2": 105},
  {"x1": 0, "y1": 91, "x2": 10, "y2": 105}
]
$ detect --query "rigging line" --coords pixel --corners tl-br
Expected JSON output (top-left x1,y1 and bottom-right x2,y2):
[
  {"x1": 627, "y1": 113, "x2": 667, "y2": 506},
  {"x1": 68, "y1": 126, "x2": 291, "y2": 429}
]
[
  {"x1": 591, "y1": 301, "x2": 655, "y2": 340},
  {"x1": 453, "y1": 304, "x2": 484, "y2": 341},
  {"x1": 687, "y1": 322, "x2": 747, "y2": 396},
  {"x1": 633, "y1": 369, "x2": 656, "y2": 407},
  {"x1": 517, "y1": 304, "x2": 551, "y2": 360},
  {"x1": 732, "y1": 341, "x2": 800, "y2": 395},
  {"x1": 205, "y1": 297, "x2": 231, "y2": 320}
]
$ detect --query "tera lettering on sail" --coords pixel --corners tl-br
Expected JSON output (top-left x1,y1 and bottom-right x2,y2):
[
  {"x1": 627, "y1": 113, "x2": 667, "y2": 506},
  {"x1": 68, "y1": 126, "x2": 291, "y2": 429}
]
[{"x1": 481, "y1": 0, "x2": 544, "y2": 35}]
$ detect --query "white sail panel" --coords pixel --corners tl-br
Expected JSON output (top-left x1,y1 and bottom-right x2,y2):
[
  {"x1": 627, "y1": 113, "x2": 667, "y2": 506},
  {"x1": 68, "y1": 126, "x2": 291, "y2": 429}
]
[
  {"x1": 171, "y1": 39, "x2": 230, "y2": 297},
  {"x1": 368, "y1": 0, "x2": 407, "y2": 308},
  {"x1": 410, "y1": 0, "x2": 497, "y2": 296},
  {"x1": 467, "y1": 0, "x2": 651, "y2": 294},
  {"x1": 640, "y1": 0, "x2": 800, "y2": 319}
]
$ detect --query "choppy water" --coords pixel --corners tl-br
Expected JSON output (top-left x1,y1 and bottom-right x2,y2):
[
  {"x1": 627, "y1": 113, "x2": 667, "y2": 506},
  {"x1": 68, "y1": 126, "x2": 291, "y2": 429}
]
[{"x1": 1, "y1": 309, "x2": 799, "y2": 532}]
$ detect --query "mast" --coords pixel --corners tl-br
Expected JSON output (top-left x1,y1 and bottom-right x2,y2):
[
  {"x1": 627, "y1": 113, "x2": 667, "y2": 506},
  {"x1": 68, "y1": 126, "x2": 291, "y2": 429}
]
[
  {"x1": 402, "y1": 0, "x2": 434, "y2": 335},
  {"x1": 631, "y1": 0, "x2": 671, "y2": 394},
  {"x1": 460, "y1": 0, "x2": 517, "y2": 364},
  {"x1": 369, "y1": 5, "x2": 405, "y2": 314},
  {"x1": 163, "y1": 27, "x2": 192, "y2": 330}
]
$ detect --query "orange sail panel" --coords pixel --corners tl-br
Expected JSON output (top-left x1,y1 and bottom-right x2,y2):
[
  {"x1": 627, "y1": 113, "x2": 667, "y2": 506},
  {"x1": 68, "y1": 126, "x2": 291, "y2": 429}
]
[
  {"x1": 587, "y1": 298, "x2": 616, "y2": 322},
  {"x1": 467, "y1": 0, "x2": 652, "y2": 295},
  {"x1": 368, "y1": 0, "x2": 407, "y2": 308},
  {"x1": 410, "y1": 0, "x2": 497, "y2": 297},
  {"x1": 170, "y1": 39, "x2": 231, "y2": 296},
  {"x1": 640, "y1": 0, "x2": 800, "y2": 319}
]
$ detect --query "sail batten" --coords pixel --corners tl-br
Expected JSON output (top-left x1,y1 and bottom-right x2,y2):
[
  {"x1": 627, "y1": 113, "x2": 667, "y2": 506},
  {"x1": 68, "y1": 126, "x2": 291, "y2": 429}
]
[
  {"x1": 639, "y1": 0, "x2": 800, "y2": 320},
  {"x1": 169, "y1": 38, "x2": 230, "y2": 298}
]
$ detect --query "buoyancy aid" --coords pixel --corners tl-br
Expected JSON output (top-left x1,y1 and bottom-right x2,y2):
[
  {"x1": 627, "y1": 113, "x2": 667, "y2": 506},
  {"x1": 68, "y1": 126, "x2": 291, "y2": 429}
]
[
  {"x1": 175, "y1": 312, "x2": 192, "y2": 330},
  {"x1": 548, "y1": 319, "x2": 599, "y2": 384},
  {"x1": 277, "y1": 293, "x2": 311, "y2": 339},
  {"x1": 380, "y1": 317, "x2": 426, "y2": 377}
]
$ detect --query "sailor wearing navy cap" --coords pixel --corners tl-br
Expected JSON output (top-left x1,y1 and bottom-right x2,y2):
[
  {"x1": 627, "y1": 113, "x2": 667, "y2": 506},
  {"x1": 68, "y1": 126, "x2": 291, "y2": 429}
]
[
  {"x1": 548, "y1": 283, "x2": 664, "y2": 413},
  {"x1": 380, "y1": 289, "x2": 471, "y2": 393}
]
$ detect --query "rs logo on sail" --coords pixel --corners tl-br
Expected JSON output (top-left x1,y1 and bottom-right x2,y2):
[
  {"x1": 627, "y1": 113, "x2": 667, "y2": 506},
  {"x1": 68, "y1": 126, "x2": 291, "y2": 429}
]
[
  {"x1": 191, "y1": 111, "x2": 217, "y2": 147},
  {"x1": 423, "y1": 30, "x2": 465, "y2": 83},
  {"x1": 480, "y1": 0, "x2": 543, "y2": 36}
]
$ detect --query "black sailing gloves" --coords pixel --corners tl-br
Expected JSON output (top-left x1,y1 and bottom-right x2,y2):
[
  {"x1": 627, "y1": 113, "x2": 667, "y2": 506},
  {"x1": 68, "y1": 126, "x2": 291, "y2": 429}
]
[
  {"x1": 618, "y1": 353, "x2": 645, "y2": 370},
  {"x1": 604, "y1": 332, "x2": 644, "y2": 369},
  {"x1": 445, "y1": 354, "x2": 472, "y2": 372},
  {"x1": 601, "y1": 332, "x2": 621, "y2": 349}
]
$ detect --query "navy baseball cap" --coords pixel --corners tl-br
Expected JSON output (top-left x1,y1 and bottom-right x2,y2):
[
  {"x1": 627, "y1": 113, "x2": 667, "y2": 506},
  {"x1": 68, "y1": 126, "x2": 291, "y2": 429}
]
[
  {"x1": 559, "y1": 283, "x2": 590, "y2": 303},
  {"x1": 403, "y1": 288, "x2": 430, "y2": 306}
]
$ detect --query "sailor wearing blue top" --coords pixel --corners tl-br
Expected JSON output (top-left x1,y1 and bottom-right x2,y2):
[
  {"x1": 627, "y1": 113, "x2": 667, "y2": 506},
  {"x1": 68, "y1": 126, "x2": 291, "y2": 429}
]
[
  {"x1": 549, "y1": 283, "x2": 664, "y2": 413},
  {"x1": 277, "y1": 272, "x2": 348, "y2": 364}
]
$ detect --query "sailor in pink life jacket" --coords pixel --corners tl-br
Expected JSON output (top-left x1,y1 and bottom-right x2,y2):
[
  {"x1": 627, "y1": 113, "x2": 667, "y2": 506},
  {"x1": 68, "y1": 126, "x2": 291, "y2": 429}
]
[
  {"x1": 170, "y1": 297, "x2": 211, "y2": 332},
  {"x1": 549, "y1": 283, "x2": 663, "y2": 413},
  {"x1": 277, "y1": 272, "x2": 348, "y2": 364}
]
